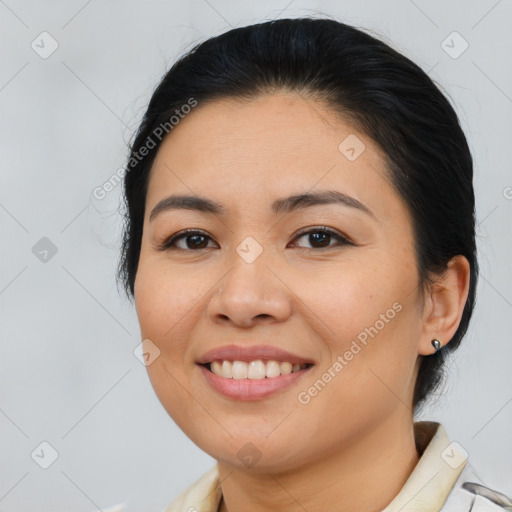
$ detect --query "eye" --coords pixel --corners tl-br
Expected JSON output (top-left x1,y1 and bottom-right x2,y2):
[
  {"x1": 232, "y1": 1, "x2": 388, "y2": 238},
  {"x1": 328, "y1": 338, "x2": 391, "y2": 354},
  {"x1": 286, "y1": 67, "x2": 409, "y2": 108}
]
[
  {"x1": 290, "y1": 226, "x2": 352, "y2": 250},
  {"x1": 157, "y1": 229, "x2": 217, "y2": 251},
  {"x1": 157, "y1": 226, "x2": 353, "y2": 251}
]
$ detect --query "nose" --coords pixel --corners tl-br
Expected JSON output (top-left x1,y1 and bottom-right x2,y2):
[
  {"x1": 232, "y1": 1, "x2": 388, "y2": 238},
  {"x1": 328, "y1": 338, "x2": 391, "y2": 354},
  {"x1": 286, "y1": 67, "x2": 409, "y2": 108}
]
[{"x1": 206, "y1": 247, "x2": 293, "y2": 328}]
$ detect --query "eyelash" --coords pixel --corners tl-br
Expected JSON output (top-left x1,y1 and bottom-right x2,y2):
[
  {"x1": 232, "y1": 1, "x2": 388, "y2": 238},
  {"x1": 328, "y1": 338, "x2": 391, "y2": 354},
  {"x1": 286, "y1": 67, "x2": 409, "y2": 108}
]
[{"x1": 157, "y1": 226, "x2": 354, "y2": 252}]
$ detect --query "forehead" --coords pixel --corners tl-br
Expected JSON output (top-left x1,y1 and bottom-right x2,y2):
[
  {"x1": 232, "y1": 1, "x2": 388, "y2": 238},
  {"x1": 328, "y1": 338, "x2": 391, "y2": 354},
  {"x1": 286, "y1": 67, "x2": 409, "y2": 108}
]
[
  {"x1": 154, "y1": 92, "x2": 377, "y2": 162},
  {"x1": 146, "y1": 92, "x2": 402, "y2": 221}
]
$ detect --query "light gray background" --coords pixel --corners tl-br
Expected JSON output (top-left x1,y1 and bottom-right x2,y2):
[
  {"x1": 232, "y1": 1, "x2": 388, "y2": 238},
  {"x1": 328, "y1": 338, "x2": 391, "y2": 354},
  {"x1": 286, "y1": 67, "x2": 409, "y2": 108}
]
[{"x1": 1, "y1": 1, "x2": 511, "y2": 511}]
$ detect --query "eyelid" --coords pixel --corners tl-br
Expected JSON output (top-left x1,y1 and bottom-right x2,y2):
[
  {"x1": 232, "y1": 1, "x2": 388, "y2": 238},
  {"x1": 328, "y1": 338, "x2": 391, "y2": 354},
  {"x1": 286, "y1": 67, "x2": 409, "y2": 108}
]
[
  {"x1": 155, "y1": 228, "x2": 215, "y2": 251},
  {"x1": 290, "y1": 225, "x2": 354, "y2": 247}
]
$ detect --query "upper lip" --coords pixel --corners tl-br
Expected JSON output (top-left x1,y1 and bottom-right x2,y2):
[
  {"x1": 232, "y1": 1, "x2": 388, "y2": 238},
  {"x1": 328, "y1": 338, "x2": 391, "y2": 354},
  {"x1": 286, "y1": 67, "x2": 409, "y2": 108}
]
[{"x1": 196, "y1": 344, "x2": 315, "y2": 365}]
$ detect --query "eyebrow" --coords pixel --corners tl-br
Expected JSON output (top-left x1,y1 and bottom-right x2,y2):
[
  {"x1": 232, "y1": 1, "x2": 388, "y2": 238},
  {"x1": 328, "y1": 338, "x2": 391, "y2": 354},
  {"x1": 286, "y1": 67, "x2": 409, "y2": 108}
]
[{"x1": 149, "y1": 189, "x2": 375, "y2": 222}]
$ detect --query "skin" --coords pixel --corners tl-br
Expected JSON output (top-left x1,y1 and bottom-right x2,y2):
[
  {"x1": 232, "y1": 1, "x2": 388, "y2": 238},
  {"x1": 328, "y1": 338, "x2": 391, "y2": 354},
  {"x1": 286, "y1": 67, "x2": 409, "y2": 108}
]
[{"x1": 134, "y1": 91, "x2": 470, "y2": 512}]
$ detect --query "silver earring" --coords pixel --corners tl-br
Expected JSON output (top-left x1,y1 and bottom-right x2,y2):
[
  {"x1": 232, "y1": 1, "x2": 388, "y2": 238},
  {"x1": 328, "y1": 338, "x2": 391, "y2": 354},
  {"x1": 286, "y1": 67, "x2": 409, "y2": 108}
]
[{"x1": 431, "y1": 338, "x2": 442, "y2": 352}]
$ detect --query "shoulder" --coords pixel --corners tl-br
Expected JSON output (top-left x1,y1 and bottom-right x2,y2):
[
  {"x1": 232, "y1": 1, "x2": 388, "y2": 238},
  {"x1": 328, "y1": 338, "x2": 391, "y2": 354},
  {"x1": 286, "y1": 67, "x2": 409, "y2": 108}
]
[
  {"x1": 163, "y1": 464, "x2": 222, "y2": 512},
  {"x1": 441, "y1": 462, "x2": 512, "y2": 512}
]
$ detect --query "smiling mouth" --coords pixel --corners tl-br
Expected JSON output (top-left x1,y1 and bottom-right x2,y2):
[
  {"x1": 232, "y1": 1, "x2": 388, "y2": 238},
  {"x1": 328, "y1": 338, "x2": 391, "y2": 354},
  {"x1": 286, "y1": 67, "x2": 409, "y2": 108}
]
[{"x1": 202, "y1": 359, "x2": 314, "y2": 379}]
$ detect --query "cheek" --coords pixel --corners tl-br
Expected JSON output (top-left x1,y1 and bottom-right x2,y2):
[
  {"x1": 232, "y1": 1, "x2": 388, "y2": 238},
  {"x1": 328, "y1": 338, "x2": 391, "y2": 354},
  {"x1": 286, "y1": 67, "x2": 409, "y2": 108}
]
[
  {"x1": 293, "y1": 259, "x2": 399, "y2": 346},
  {"x1": 134, "y1": 262, "x2": 205, "y2": 353},
  {"x1": 293, "y1": 259, "x2": 420, "y2": 396},
  {"x1": 134, "y1": 264, "x2": 205, "y2": 429}
]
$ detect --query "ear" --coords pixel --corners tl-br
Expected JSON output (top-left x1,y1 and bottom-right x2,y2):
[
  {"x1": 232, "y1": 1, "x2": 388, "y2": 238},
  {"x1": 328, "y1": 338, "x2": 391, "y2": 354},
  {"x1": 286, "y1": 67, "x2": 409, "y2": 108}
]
[{"x1": 418, "y1": 255, "x2": 471, "y2": 356}]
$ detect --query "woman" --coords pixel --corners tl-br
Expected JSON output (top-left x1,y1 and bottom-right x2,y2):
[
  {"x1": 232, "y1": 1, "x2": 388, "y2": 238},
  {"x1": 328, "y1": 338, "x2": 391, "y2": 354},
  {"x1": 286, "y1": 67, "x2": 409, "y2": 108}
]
[{"x1": 118, "y1": 17, "x2": 511, "y2": 512}]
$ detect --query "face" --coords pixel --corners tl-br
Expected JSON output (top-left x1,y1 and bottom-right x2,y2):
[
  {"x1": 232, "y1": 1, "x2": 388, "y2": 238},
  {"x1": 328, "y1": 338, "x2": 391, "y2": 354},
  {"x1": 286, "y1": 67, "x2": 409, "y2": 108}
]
[{"x1": 134, "y1": 92, "x2": 425, "y2": 472}]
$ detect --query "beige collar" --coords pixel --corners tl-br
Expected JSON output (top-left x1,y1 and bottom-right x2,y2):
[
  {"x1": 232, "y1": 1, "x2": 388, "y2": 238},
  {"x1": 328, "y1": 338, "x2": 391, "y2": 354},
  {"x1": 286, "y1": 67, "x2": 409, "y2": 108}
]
[
  {"x1": 165, "y1": 421, "x2": 466, "y2": 512},
  {"x1": 382, "y1": 421, "x2": 467, "y2": 511}
]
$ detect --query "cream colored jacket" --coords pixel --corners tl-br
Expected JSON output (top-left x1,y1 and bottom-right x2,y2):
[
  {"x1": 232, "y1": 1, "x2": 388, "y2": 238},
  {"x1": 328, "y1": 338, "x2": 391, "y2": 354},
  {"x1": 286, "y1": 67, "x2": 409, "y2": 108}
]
[{"x1": 163, "y1": 421, "x2": 512, "y2": 512}]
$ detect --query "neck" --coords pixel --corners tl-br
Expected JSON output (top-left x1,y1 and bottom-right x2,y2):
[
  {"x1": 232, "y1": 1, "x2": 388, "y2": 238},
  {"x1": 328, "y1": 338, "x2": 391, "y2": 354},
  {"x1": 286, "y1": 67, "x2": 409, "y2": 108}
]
[{"x1": 217, "y1": 415, "x2": 420, "y2": 512}]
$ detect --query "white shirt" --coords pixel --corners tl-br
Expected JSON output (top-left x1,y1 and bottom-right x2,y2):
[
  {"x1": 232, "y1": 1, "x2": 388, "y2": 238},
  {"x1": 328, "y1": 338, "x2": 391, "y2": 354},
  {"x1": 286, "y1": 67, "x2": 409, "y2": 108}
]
[{"x1": 163, "y1": 421, "x2": 512, "y2": 512}]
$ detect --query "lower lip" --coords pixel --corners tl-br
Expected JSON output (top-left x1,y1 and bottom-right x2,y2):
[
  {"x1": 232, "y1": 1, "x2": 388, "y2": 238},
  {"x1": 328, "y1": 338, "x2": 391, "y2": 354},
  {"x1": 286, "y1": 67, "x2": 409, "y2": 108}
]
[{"x1": 198, "y1": 364, "x2": 313, "y2": 400}]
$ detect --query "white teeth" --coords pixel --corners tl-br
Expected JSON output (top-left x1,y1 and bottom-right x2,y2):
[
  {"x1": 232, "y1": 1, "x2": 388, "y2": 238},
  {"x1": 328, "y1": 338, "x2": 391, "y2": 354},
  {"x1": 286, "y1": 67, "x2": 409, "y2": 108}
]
[
  {"x1": 208, "y1": 359, "x2": 309, "y2": 379},
  {"x1": 265, "y1": 360, "x2": 281, "y2": 378},
  {"x1": 211, "y1": 361, "x2": 222, "y2": 375},
  {"x1": 232, "y1": 361, "x2": 248, "y2": 379},
  {"x1": 248, "y1": 360, "x2": 266, "y2": 379},
  {"x1": 280, "y1": 362, "x2": 292, "y2": 375},
  {"x1": 221, "y1": 360, "x2": 232, "y2": 378}
]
